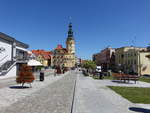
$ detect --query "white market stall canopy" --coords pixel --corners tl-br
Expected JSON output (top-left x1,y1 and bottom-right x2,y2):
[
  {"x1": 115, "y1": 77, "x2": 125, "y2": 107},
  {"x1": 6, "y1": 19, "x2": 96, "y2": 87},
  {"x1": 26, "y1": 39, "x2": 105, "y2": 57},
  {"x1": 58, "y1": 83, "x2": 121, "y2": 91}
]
[{"x1": 27, "y1": 59, "x2": 43, "y2": 66}]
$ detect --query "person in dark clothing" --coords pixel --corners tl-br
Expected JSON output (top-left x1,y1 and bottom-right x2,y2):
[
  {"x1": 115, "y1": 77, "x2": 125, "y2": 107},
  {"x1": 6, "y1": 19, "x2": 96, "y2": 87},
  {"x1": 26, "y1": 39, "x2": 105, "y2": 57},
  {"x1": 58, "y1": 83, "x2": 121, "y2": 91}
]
[{"x1": 99, "y1": 72, "x2": 103, "y2": 79}]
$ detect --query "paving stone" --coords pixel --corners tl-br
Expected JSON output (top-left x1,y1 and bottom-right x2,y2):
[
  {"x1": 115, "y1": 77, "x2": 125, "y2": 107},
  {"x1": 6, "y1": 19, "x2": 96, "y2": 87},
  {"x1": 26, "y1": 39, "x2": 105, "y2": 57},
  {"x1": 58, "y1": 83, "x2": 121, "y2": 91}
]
[
  {"x1": 0, "y1": 70, "x2": 76, "y2": 113},
  {"x1": 73, "y1": 72, "x2": 140, "y2": 113}
]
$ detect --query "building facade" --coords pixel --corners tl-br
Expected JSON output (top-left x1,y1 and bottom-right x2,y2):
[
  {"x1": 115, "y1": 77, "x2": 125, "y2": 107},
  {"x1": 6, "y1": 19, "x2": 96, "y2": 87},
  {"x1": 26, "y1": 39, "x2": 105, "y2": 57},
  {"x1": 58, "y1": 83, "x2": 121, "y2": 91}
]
[
  {"x1": 0, "y1": 32, "x2": 29, "y2": 77},
  {"x1": 93, "y1": 47, "x2": 115, "y2": 71},
  {"x1": 136, "y1": 51, "x2": 150, "y2": 75},
  {"x1": 115, "y1": 46, "x2": 149, "y2": 75},
  {"x1": 53, "y1": 45, "x2": 67, "y2": 68},
  {"x1": 65, "y1": 23, "x2": 76, "y2": 68},
  {"x1": 32, "y1": 50, "x2": 53, "y2": 67},
  {"x1": 93, "y1": 53, "x2": 101, "y2": 66},
  {"x1": 53, "y1": 23, "x2": 76, "y2": 69}
]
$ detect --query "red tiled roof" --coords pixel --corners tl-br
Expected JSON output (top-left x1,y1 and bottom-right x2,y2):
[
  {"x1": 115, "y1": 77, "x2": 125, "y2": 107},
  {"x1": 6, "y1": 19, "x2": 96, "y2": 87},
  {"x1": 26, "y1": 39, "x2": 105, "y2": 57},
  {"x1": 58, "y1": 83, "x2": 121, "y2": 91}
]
[
  {"x1": 31, "y1": 50, "x2": 52, "y2": 59},
  {"x1": 55, "y1": 44, "x2": 63, "y2": 50},
  {"x1": 54, "y1": 45, "x2": 68, "y2": 53}
]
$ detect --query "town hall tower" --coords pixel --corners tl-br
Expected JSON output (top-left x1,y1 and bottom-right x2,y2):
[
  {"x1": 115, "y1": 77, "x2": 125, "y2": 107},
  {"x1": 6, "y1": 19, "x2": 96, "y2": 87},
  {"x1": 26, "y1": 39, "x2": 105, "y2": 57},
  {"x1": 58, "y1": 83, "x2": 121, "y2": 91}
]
[{"x1": 66, "y1": 23, "x2": 75, "y2": 54}]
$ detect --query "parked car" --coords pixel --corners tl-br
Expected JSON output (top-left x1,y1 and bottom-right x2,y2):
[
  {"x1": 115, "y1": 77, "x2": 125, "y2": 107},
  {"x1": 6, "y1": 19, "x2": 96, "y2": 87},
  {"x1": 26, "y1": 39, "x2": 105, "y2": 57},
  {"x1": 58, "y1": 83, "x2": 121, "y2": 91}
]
[{"x1": 96, "y1": 66, "x2": 102, "y2": 73}]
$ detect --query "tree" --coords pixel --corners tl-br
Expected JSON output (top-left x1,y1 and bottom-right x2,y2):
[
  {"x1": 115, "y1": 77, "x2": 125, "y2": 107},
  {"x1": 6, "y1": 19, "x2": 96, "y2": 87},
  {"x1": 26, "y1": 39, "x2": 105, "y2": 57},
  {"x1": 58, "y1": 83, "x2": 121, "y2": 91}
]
[
  {"x1": 16, "y1": 64, "x2": 35, "y2": 88},
  {"x1": 82, "y1": 60, "x2": 96, "y2": 71}
]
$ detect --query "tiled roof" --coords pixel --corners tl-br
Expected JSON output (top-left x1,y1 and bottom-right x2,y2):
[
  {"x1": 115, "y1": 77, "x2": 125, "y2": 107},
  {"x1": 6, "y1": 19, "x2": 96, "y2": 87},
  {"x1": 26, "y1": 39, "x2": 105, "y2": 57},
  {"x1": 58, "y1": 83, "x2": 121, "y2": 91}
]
[
  {"x1": 54, "y1": 45, "x2": 68, "y2": 54},
  {"x1": 55, "y1": 45, "x2": 63, "y2": 50},
  {"x1": 31, "y1": 50, "x2": 52, "y2": 60}
]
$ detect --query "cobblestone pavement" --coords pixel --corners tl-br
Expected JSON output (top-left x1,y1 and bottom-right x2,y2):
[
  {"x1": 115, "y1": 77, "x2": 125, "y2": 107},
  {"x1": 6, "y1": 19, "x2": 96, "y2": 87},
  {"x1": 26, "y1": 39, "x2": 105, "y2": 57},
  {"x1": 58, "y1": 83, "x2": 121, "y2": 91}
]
[
  {"x1": 0, "y1": 77, "x2": 16, "y2": 88},
  {"x1": 0, "y1": 69, "x2": 54, "y2": 89},
  {"x1": 0, "y1": 70, "x2": 76, "y2": 113}
]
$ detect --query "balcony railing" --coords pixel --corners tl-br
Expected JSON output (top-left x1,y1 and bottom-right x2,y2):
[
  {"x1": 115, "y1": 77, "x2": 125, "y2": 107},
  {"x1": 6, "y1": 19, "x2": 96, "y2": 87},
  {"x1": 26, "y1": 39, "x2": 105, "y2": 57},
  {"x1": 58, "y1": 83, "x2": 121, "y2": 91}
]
[{"x1": 15, "y1": 56, "x2": 29, "y2": 63}]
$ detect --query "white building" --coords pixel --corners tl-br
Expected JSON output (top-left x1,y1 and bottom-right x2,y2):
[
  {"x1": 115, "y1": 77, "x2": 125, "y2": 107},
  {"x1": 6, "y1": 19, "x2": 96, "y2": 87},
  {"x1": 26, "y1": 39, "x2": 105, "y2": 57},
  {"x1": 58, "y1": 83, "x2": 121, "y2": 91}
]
[{"x1": 0, "y1": 32, "x2": 29, "y2": 77}]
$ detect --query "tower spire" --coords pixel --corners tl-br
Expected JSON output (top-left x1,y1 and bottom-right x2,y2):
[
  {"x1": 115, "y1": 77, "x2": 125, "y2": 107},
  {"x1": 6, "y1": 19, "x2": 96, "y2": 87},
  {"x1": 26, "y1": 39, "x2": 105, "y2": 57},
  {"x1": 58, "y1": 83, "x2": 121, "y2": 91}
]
[
  {"x1": 68, "y1": 16, "x2": 73, "y2": 38},
  {"x1": 68, "y1": 22, "x2": 73, "y2": 37}
]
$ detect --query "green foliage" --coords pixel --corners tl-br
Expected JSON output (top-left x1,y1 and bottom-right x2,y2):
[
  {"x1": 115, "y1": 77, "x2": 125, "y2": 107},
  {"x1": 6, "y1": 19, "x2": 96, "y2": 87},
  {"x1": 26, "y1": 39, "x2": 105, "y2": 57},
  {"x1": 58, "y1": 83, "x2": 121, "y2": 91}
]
[
  {"x1": 82, "y1": 60, "x2": 96, "y2": 70},
  {"x1": 109, "y1": 86, "x2": 150, "y2": 104},
  {"x1": 35, "y1": 66, "x2": 43, "y2": 71}
]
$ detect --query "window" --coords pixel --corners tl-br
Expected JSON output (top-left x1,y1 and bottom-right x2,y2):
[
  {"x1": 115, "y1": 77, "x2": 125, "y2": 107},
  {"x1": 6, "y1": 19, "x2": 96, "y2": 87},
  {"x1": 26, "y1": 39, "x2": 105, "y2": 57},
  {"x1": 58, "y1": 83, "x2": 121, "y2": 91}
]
[
  {"x1": 134, "y1": 60, "x2": 136, "y2": 65},
  {"x1": 131, "y1": 60, "x2": 133, "y2": 65},
  {"x1": 134, "y1": 53, "x2": 136, "y2": 56},
  {"x1": 128, "y1": 60, "x2": 130, "y2": 65}
]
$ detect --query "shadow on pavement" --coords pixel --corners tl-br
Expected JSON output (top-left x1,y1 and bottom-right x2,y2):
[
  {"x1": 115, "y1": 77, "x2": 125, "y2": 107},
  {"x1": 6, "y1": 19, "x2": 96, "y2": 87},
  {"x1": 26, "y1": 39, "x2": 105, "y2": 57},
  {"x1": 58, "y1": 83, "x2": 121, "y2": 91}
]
[
  {"x1": 9, "y1": 86, "x2": 30, "y2": 89},
  {"x1": 112, "y1": 80, "x2": 134, "y2": 84},
  {"x1": 129, "y1": 107, "x2": 150, "y2": 113}
]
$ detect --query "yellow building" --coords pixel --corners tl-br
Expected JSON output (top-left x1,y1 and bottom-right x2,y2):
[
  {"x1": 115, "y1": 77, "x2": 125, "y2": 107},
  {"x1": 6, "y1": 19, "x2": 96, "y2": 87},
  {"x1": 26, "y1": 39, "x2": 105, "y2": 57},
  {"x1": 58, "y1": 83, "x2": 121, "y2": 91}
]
[
  {"x1": 65, "y1": 23, "x2": 76, "y2": 68},
  {"x1": 35, "y1": 54, "x2": 44, "y2": 65},
  {"x1": 138, "y1": 52, "x2": 150, "y2": 75},
  {"x1": 115, "y1": 46, "x2": 149, "y2": 75},
  {"x1": 115, "y1": 47, "x2": 130, "y2": 67},
  {"x1": 53, "y1": 23, "x2": 76, "y2": 69},
  {"x1": 64, "y1": 53, "x2": 76, "y2": 68},
  {"x1": 32, "y1": 50, "x2": 52, "y2": 67}
]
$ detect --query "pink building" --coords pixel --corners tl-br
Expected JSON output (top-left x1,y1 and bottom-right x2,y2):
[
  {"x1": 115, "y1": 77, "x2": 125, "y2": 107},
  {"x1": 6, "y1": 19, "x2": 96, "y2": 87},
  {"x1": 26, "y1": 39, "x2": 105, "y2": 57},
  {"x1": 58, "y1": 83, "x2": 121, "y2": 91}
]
[{"x1": 93, "y1": 47, "x2": 115, "y2": 71}]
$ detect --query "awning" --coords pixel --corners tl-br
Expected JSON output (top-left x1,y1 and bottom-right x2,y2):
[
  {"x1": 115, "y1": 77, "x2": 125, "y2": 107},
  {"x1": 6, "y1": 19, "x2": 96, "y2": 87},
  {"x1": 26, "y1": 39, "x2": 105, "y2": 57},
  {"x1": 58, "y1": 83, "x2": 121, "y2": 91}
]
[{"x1": 27, "y1": 59, "x2": 43, "y2": 66}]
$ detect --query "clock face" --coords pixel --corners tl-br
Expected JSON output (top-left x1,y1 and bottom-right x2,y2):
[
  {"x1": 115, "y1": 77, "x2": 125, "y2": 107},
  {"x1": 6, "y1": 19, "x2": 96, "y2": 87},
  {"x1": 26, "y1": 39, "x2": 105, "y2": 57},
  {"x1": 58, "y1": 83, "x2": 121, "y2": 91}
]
[{"x1": 0, "y1": 47, "x2": 6, "y2": 53}]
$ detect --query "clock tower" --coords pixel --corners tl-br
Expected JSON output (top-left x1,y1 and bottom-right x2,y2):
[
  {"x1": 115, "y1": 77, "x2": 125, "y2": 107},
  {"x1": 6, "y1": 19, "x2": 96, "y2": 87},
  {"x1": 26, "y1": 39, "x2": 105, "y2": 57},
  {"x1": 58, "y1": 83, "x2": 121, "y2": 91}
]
[{"x1": 66, "y1": 23, "x2": 75, "y2": 54}]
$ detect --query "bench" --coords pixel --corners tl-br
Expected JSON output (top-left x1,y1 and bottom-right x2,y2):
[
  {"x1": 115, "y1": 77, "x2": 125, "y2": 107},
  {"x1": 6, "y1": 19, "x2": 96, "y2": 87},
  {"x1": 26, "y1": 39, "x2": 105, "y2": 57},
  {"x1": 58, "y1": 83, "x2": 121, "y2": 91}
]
[
  {"x1": 113, "y1": 73, "x2": 139, "y2": 84},
  {"x1": 125, "y1": 75, "x2": 139, "y2": 84}
]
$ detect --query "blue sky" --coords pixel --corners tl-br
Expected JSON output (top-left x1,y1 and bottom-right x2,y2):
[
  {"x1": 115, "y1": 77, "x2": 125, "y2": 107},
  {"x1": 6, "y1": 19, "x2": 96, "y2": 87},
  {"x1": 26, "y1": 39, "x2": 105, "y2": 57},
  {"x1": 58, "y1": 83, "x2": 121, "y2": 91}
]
[{"x1": 0, "y1": 0, "x2": 150, "y2": 59}]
